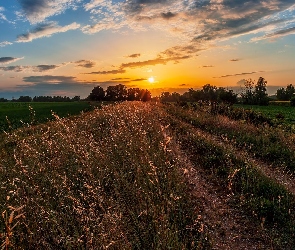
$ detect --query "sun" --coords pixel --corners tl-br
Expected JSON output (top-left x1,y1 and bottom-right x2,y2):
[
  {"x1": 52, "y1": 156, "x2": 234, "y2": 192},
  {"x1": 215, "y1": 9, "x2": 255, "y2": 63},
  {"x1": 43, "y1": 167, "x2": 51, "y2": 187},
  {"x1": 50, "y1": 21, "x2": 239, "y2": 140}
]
[{"x1": 148, "y1": 77, "x2": 155, "y2": 83}]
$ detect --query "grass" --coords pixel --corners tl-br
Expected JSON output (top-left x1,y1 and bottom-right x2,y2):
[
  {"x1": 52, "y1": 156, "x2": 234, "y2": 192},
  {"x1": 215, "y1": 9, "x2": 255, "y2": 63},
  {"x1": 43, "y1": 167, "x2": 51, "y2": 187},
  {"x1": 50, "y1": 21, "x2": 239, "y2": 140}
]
[
  {"x1": 0, "y1": 102, "x2": 207, "y2": 249},
  {"x1": 0, "y1": 102, "x2": 93, "y2": 132},
  {"x1": 163, "y1": 104, "x2": 295, "y2": 248},
  {"x1": 235, "y1": 104, "x2": 295, "y2": 126},
  {"x1": 1, "y1": 101, "x2": 295, "y2": 249}
]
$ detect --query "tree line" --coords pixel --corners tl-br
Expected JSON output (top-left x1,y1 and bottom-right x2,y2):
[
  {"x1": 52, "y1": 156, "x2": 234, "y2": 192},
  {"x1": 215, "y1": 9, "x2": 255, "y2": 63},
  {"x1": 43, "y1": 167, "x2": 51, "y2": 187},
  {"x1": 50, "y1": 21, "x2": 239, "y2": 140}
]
[
  {"x1": 87, "y1": 84, "x2": 152, "y2": 102},
  {"x1": 0, "y1": 78, "x2": 294, "y2": 105},
  {"x1": 0, "y1": 95, "x2": 81, "y2": 102}
]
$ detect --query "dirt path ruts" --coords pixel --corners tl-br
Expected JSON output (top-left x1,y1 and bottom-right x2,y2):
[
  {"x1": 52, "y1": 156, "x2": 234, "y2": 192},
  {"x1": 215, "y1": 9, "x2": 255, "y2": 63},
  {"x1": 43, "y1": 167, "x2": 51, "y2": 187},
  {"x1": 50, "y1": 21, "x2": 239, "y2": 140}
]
[
  {"x1": 167, "y1": 136, "x2": 273, "y2": 249},
  {"x1": 160, "y1": 111, "x2": 295, "y2": 249}
]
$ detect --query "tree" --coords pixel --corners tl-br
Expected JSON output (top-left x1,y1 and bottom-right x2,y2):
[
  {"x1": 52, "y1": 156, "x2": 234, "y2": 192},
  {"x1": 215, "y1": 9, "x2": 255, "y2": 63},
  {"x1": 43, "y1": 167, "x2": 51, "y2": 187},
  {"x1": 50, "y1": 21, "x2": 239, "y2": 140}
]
[
  {"x1": 0, "y1": 98, "x2": 8, "y2": 102},
  {"x1": 88, "y1": 86, "x2": 105, "y2": 101},
  {"x1": 202, "y1": 84, "x2": 217, "y2": 102},
  {"x1": 277, "y1": 84, "x2": 295, "y2": 101},
  {"x1": 241, "y1": 79, "x2": 255, "y2": 104},
  {"x1": 254, "y1": 77, "x2": 268, "y2": 105},
  {"x1": 105, "y1": 84, "x2": 127, "y2": 101},
  {"x1": 139, "y1": 89, "x2": 152, "y2": 102},
  {"x1": 18, "y1": 96, "x2": 32, "y2": 102},
  {"x1": 217, "y1": 88, "x2": 237, "y2": 105}
]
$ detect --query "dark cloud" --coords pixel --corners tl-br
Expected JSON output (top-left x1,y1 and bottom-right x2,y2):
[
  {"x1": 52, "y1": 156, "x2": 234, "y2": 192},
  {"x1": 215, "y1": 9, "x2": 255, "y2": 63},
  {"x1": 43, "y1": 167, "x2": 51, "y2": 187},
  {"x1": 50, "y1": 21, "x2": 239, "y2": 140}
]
[
  {"x1": 34, "y1": 65, "x2": 60, "y2": 72},
  {"x1": 86, "y1": 69, "x2": 126, "y2": 75},
  {"x1": 214, "y1": 71, "x2": 265, "y2": 78},
  {"x1": 18, "y1": 0, "x2": 78, "y2": 23},
  {"x1": 230, "y1": 59, "x2": 240, "y2": 62},
  {"x1": 111, "y1": 77, "x2": 130, "y2": 80},
  {"x1": 23, "y1": 75, "x2": 76, "y2": 83},
  {"x1": 201, "y1": 65, "x2": 214, "y2": 68},
  {"x1": 254, "y1": 26, "x2": 295, "y2": 41},
  {"x1": 126, "y1": 53, "x2": 141, "y2": 58},
  {"x1": 0, "y1": 66, "x2": 28, "y2": 72},
  {"x1": 74, "y1": 60, "x2": 96, "y2": 68},
  {"x1": 0, "y1": 64, "x2": 61, "y2": 72},
  {"x1": 131, "y1": 78, "x2": 146, "y2": 81},
  {"x1": 121, "y1": 55, "x2": 190, "y2": 68},
  {"x1": 0, "y1": 57, "x2": 23, "y2": 64},
  {"x1": 161, "y1": 12, "x2": 177, "y2": 19}
]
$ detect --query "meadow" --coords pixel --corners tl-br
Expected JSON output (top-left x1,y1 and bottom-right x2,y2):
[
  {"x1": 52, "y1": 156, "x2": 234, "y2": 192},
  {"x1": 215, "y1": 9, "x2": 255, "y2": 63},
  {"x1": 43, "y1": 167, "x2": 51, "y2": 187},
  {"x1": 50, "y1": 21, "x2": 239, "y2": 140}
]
[
  {"x1": 0, "y1": 102, "x2": 93, "y2": 132},
  {"x1": 1, "y1": 101, "x2": 295, "y2": 249},
  {"x1": 235, "y1": 104, "x2": 295, "y2": 126}
]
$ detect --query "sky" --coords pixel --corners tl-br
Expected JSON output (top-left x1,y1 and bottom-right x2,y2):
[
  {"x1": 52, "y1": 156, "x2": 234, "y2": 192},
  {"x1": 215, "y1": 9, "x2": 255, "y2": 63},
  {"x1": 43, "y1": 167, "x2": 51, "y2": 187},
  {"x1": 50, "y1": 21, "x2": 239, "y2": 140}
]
[{"x1": 0, "y1": 0, "x2": 295, "y2": 99}]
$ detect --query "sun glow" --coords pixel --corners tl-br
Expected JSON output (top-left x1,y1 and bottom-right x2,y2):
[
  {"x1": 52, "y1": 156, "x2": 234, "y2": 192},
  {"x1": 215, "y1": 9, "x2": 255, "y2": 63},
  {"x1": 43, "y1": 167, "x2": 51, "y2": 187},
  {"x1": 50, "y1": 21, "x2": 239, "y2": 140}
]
[{"x1": 148, "y1": 77, "x2": 155, "y2": 83}]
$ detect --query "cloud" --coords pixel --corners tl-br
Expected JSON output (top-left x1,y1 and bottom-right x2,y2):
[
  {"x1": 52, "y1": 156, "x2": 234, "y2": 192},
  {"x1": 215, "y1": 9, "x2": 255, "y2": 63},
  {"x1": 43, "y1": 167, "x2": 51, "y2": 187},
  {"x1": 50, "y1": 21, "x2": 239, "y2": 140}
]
[
  {"x1": 230, "y1": 59, "x2": 240, "y2": 62},
  {"x1": 214, "y1": 71, "x2": 265, "y2": 78},
  {"x1": 18, "y1": 0, "x2": 80, "y2": 24},
  {"x1": 161, "y1": 12, "x2": 177, "y2": 20},
  {"x1": 0, "y1": 64, "x2": 62, "y2": 72},
  {"x1": 84, "y1": 0, "x2": 106, "y2": 11},
  {"x1": 86, "y1": 69, "x2": 126, "y2": 75},
  {"x1": 252, "y1": 26, "x2": 295, "y2": 41},
  {"x1": 111, "y1": 77, "x2": 130, "y2": 80},
  {"x1": 0, "y1": 41, "x2": 13, "y2": 47},
  {"x1": 74, "y1": 60, "x2": 96, "y2": 68},
  {"x1": 0, "y1": 66, "x2": 29, "y2": 72},
  {"x1": 201, "y1": 65, "x2": 214, "y2": 68},
  {"x1": 131, "y1": 78, "x2": 146, "y2": 82},
  {"x1": 0, "y1": 57, "x2": 24, "y2": 65},
  {"x1": 17, "y1": 21, "x2": 80, "y2": 42},
  {"x1": 126, "y1": 53, "x2": 141, "y2": 58}
]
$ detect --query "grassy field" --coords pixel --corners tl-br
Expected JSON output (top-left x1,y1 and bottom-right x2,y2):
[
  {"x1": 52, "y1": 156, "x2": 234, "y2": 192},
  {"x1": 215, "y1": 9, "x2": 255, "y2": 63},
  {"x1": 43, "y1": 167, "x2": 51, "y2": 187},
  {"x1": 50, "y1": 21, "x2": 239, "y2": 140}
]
[
  {"x1": 235, "y1": 104, "x2": 295, "y2": 126},
  {"x1": 0, "y1": 102, "x2": 93, "y2": 132},
  {"x1": 1, "y1": 101, "x2": 295, "y2": 249}
]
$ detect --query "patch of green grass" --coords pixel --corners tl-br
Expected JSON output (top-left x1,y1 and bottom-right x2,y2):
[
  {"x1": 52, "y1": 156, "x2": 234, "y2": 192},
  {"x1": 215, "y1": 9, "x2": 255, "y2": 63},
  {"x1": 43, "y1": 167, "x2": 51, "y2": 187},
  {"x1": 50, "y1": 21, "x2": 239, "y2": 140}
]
[
  {"x1": 0, "y1": 102, "x2": 93, "y2": 132},
  {"x1": 235, "y1": 104, "x2": 295, "y2": 126}
]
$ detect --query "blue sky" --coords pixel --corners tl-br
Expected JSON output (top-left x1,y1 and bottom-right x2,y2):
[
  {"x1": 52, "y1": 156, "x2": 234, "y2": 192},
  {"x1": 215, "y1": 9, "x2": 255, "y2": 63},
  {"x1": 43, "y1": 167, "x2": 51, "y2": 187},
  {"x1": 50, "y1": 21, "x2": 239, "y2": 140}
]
[{"x1": 0, "y1": 0, "x2": 295, "y2": 99}]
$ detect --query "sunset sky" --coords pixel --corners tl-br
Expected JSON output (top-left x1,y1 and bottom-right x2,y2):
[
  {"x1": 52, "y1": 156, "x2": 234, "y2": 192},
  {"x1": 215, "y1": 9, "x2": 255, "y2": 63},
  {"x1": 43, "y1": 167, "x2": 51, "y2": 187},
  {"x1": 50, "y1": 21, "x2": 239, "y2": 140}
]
[{"x1": 0, "y1": 0, "x2": 295, "y2": 99}]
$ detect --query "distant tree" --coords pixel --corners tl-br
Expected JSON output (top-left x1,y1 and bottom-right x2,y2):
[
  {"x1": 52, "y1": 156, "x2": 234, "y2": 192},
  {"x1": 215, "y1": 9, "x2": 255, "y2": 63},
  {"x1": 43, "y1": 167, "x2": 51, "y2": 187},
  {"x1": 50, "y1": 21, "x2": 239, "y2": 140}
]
[
  {"x1": 241, "y1": 79, "x2": 255, "y2": 104},
  {"x1": 276, "y1": 84, "x2": 295, "y2": 101},
  {"x1": 105, "y1": 84, "x2": 127, "y2": 101},
  {"x1": 202, "y1": 84, "x2": 218, "y2": 102},
  {"x1": 88, "y1": 86, "x2": 105, "y2": 101},
  {"x1": 217, "y1": 88, "x2": 237, "y2": 105},
  {"x1": 160, "y1": 92, "x2": 172, "y2": 102},
  {"x1": 0, "y1": 98, "x2": 8, "y2": 102},
  {"x1": 127, "y1": 88, "x2": 141, "y2": 101},
  {"x1": 254, "y1": 77, "x2": 268, "y2": 105},
  {"x1": 72, "y1": 96, "x2": 80, "y2": 102},
  {"x1": 18, "y1": 96, "x2": 32, "y2": 102},
  {"x1": 139, "y1": 89, "x2": 152, "y2": 102}
]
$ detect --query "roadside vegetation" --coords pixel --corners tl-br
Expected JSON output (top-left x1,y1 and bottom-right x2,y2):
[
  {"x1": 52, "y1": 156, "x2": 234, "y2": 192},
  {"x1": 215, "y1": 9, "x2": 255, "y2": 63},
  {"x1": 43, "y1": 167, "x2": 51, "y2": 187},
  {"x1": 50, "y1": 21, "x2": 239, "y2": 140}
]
[{"x1": 0, "y1": 102, "x2": 207, "y2": 249}]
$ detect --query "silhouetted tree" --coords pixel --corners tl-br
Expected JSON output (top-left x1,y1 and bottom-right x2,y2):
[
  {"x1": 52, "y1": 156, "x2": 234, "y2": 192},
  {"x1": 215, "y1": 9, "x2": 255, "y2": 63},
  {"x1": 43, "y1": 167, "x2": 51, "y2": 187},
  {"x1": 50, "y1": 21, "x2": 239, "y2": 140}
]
[
  {"x1": 217, "y1": 88, "x2": 237, "y2": 105},
  {"x1": 276, "y1": 84, "x2": 295, "y2": 101},
  {"x1": 18, "y1": 96, "x2": 32, "y2": 102},
  {"x1": 88, "y1": 86, "x2": 105, "y2": 101},
  {"x1": 139, "y1": 89, "x2": 152, "y2": 102},
  {"x1": 254, "y1": 77, "x2": 268, "y2": 105},
  {"x1": 0, "y1": 98, "x2": 8, "y2": 102},
  {"x1": 105, "y1": 84, "x2": 128, "y2": 101},
  {"x1": 241, "y1": 79, "x2": 255, "y2": 104}
]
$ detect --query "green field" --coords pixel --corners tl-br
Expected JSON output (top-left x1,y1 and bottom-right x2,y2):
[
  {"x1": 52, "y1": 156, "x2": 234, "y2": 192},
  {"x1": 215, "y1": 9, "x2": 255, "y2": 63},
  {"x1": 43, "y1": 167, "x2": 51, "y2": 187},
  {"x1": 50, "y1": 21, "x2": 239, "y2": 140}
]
[
  {"x1": 0, "y1": 102, "x2": 93, "y2": 132},
  {"x1": 235, "y1": 104, "x2": 295, "y2": 125}
]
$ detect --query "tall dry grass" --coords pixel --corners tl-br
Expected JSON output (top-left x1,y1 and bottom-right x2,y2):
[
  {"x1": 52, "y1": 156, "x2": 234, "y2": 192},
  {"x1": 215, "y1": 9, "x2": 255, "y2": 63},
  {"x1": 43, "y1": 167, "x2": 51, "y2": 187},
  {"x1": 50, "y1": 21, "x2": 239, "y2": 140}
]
[{"x1": 0, "y1": 102, "x2": 206, "y2": 249}]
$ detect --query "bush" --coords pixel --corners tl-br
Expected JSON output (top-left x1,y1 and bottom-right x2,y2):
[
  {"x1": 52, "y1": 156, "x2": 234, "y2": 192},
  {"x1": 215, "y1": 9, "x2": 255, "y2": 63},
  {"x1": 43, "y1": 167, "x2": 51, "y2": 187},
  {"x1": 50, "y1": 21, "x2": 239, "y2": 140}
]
[{"x1": 290, "y1": 97, "x2": 295, "y2": 107}]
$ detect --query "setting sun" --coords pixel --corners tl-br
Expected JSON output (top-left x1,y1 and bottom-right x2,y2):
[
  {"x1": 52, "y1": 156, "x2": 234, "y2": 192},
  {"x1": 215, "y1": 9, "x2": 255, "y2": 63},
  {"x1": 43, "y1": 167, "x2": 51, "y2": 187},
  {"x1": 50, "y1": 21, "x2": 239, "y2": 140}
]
[{"x1": 148, "y1": 77, "x2": 155, "y2": 83}]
